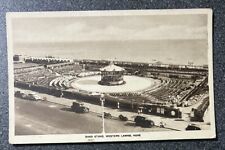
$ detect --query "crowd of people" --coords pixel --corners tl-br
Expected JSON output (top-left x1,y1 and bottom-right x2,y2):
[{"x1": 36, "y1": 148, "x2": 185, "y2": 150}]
[
  {"x1": 14, "y1": 59, "x2": 208, "y2": 109},
  {"x1": 108, "y1": 77, "x2": 207, "y2": 107},
  {"x1": 15, "y1": 68, "x2": 56, "y2": 84},
  {"x1": 50, "y1": 64, "x2": 82, "y2": 76}
]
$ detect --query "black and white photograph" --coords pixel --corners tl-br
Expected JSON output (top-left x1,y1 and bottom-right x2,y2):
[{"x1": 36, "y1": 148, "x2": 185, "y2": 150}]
[{"x1": 6, "y1": 9, "x2": 215, "y2": 144}]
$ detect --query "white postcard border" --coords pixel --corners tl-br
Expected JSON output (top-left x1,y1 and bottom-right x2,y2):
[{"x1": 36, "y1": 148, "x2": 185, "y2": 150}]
[{"x1": 6, "y1": 9, "x2": 216, "y2": 144}]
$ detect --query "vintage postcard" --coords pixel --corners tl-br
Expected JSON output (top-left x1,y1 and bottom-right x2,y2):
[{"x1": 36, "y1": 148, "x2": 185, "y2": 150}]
[{"x1": 7, "y1": 9, "x2": 215, "y2": 144}]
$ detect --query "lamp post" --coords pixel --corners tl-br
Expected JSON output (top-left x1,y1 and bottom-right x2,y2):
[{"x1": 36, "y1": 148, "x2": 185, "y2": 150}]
[{"x1": 100, "y1": 94, "x2": 105, "y2": 134}]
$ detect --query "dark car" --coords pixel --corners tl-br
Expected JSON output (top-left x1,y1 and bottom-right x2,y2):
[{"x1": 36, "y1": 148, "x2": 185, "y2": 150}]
[
  {"x1": 185, "y1": 124, "x2": 201, "y2": 130},
  {"x1": 71, "y1": 102, "x2": 89, "y2": 113},
  {"x1": 104, "y1": 112, "x2": 112, "y2": 119},
  {"x1": 15, "y1": 91, "x2": 26, "y2": 99},
  {"x1": 134, "y1": 116, "x2": 155, "y2": 128},
  {"x1": 119, "y1": 114, "x2": 128, "y2": 121}
]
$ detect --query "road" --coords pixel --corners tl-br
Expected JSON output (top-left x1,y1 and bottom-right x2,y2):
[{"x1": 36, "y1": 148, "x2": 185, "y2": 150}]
[
  {"x1": 15, "y1": 97, "x2": 170, "y2": 135},
  {"x1": 15, "y1": 97, "x2": 103, "y2": 135}
]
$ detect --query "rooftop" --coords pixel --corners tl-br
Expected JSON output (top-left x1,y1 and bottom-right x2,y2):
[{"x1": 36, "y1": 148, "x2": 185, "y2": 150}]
[{"x1": 100, "y1": 62, "x2": 125, "y2": 72}]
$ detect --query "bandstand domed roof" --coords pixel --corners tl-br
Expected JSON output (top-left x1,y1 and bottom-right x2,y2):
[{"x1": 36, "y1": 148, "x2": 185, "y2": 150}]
[{"x1": 100, "y1": 62, "x2": 125, "y2": 72}]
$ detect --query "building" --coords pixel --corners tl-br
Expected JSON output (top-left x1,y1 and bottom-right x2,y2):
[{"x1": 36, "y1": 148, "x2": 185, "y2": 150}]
[
  {"x1": 13, "y1": 55, "x2": 25, "y2": 63},
  {"x1": 99, "y1": 62, "x2": 125, "y2": 86}
]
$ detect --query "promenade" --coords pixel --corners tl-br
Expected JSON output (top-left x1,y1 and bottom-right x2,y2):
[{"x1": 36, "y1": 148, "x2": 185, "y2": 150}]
[{"x1": 14, "y1": 87, "x2": 210, "y2": 131}]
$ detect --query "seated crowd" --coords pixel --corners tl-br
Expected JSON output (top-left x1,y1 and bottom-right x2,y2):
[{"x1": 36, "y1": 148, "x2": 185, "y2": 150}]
[
  {"x1": 14, "y1": 63, "x2": 83, "y2": 89},
  {"x1": 109, "y1": 77, "x2": 202, "y2": 107},
  {"x1": 15, "y1": 68, "x2": 57, "y2": 86},
  {"x1": 50, "y1": 64, "x2": 82, "y2": 76}
]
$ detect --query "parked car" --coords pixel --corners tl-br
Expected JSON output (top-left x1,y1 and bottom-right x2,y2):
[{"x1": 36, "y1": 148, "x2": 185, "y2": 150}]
[
  {"x1": 185, "y1": 124, "x2": 201, "y2": 130},
  {"x1": 119, "y1": 114, "x2": 128, "y2": 121},
  {"x1": 71, "y1": 102, "x2": 89, "y2": 113},
  {"x1": 15, "y1": 90, "x2": 26, "y2": 99},
  {"x1": 104, "y1": 112, "x2": 112, "y2": 119},
  {"x1": 15, "y1": 91, "x2": 43, "y2": 101},
  {"x1": 134, "y1": 116, "x2": 155, "y2": 128},
  {"x1": 27, "y1": 93, "x2": 43, "y2": 101}
]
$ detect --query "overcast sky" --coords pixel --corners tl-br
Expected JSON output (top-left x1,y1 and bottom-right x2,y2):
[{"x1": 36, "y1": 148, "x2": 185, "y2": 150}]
[{"x1": 12, "y1": 14, "x2": 209, "y2": 65}]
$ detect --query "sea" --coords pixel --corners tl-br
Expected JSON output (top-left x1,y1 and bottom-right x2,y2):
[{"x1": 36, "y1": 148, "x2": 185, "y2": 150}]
[{"x1": 14, "y1": 39, "x2": 208, "y2": 66}]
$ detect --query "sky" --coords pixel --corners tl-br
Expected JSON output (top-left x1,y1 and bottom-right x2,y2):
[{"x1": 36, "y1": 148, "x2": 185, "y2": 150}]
[{"x1": 12, "y1": 13, "x2": 209, "y2": 65}]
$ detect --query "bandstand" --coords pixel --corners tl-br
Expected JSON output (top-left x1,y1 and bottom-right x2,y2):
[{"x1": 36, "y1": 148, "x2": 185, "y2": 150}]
[{"x1": 99, "y1": 62, "x2": 125, "y2": 86}]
